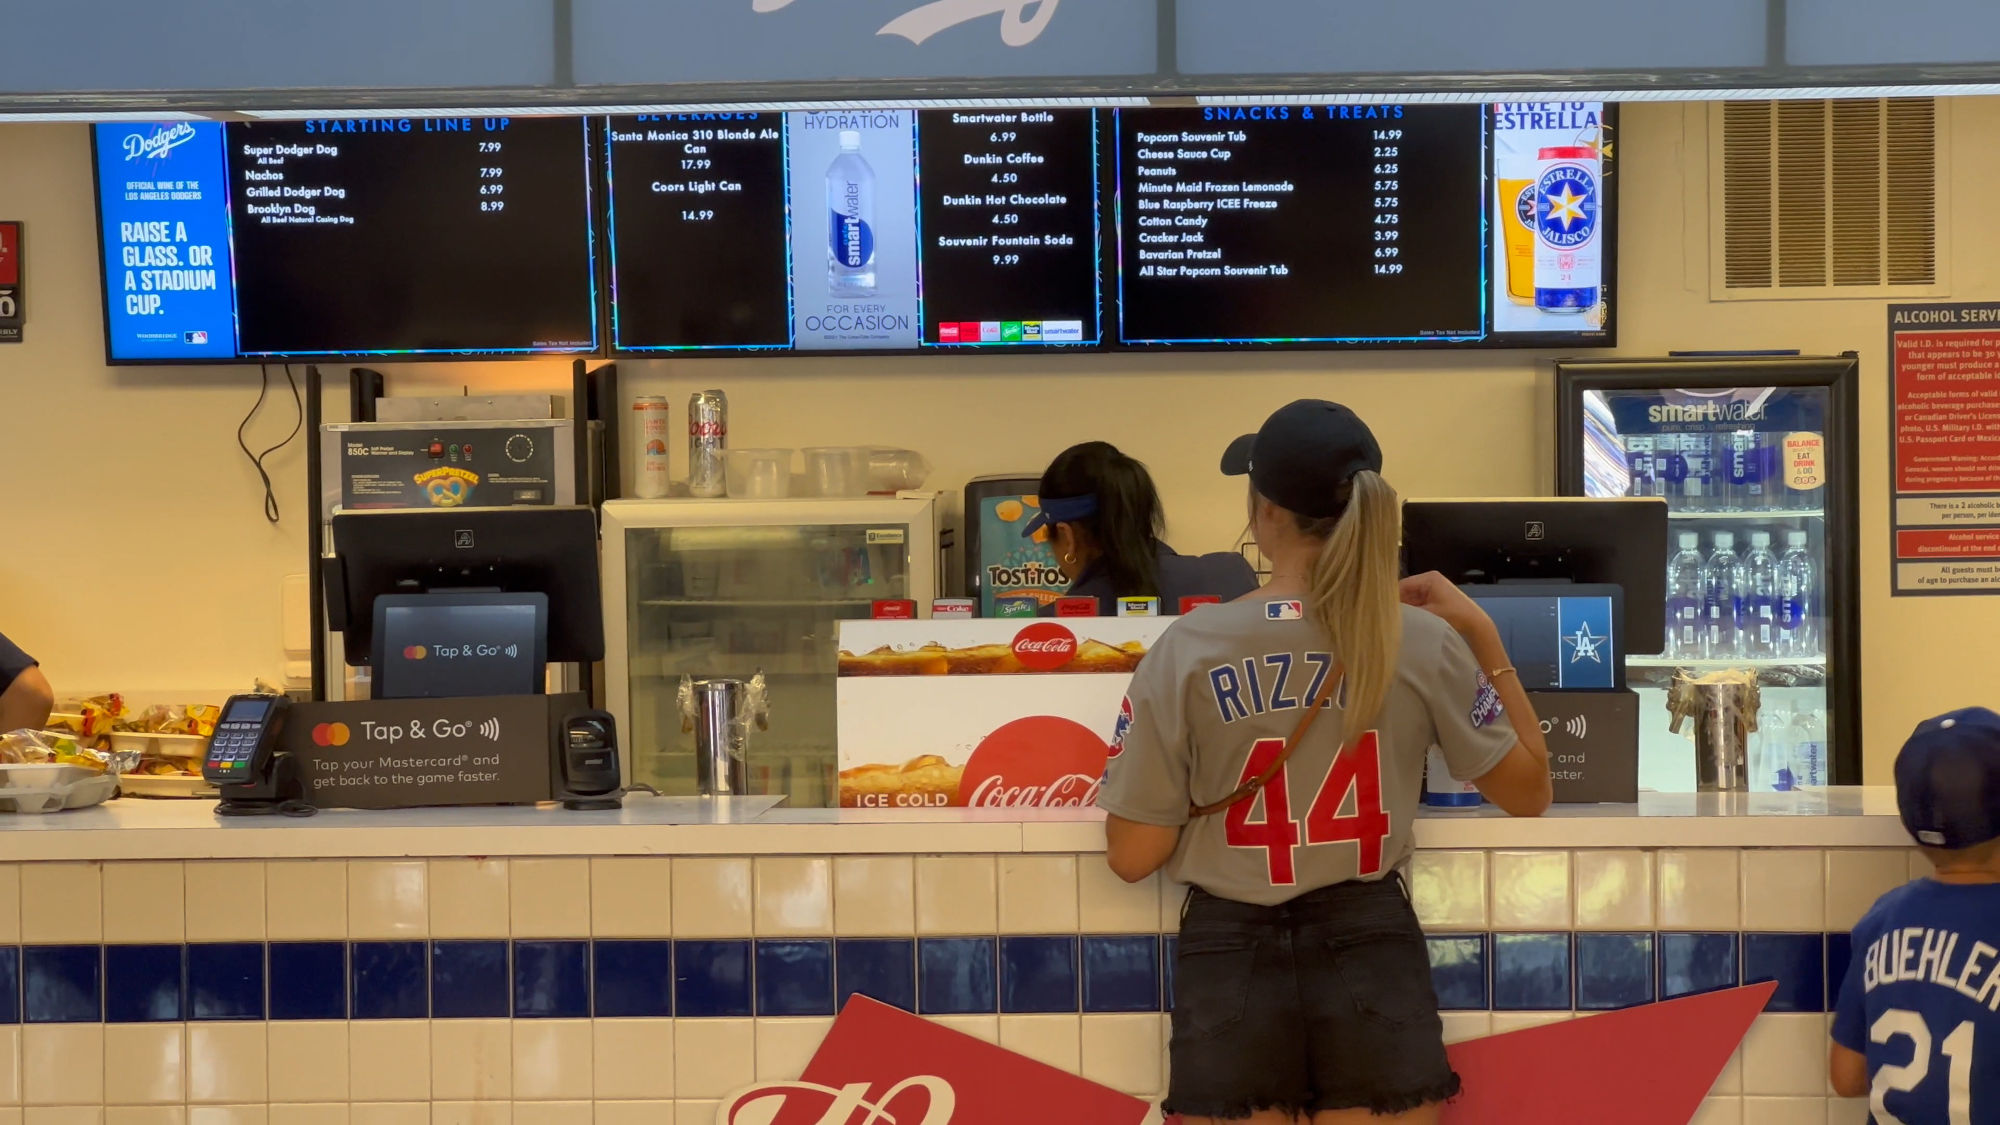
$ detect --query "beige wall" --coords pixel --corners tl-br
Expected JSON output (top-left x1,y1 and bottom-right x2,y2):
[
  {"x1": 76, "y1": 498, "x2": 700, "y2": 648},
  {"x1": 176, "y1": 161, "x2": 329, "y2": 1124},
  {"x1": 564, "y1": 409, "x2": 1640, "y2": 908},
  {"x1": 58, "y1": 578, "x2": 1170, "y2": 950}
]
[{"x1": 3, "y1": 100, "x2": 1997, "y2": 778}]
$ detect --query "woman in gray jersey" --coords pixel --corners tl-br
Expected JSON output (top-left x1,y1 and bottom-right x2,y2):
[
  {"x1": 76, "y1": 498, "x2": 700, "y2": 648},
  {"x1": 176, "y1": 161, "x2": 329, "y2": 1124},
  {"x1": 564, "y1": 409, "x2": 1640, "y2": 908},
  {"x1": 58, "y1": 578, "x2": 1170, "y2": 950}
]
[{"x1": 1097, "y1": 400, "x2": 1553, "y2": 1124}]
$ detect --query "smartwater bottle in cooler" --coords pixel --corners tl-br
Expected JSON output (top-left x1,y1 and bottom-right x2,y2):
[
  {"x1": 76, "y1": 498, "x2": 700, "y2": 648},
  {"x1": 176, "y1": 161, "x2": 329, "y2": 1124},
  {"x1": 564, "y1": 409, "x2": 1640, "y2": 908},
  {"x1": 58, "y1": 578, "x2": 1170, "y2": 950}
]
[
  {"x1": 1776, "y1": 531, "x2": 1818, "y2": 657},
  {"x1": 1790, "y1": 709, "x2": 1828, "y2": 788},
  {"x1": 1675, "y1": 432, "x2": 1718, "y2": 512},
  {"x1": 1755, "y1": 703, "x2": 1795, "y2": 791},
  {"x1": 1665, "y1": 532, "x2": 1705, "y2": 660},
  {"x1": 1722, "y1": 430, "x2": 1770, "y2": 512},
  {"x1": 1702, "y1": 532, "x2": 1745, "y2": 659},
  {"x1": 1625, "y1": 435, "x2": 1660, "y2": 498},
  {"x1": 1742, "y1": 532, "x2": 1779, "y2": 658}
]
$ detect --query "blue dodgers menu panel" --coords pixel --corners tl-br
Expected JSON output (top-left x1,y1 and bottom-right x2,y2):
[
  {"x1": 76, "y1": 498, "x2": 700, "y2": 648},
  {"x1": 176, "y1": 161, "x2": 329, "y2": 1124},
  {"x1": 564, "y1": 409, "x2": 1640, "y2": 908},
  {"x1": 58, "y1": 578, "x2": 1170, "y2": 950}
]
[
  {"x1": 94, "y1": 118, "x2": 599, "y2": 362},
  {"x1": 94, "y1": 123, "x2": 238, "y2": 361}
]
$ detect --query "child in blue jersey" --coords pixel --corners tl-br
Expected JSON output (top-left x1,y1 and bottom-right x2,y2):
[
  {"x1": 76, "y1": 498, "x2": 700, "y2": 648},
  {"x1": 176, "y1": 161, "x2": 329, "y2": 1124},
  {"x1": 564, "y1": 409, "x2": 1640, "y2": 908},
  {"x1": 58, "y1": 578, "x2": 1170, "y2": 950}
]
[{"x1": 1830, "y1": 707, "x2": 2000, "y2": 1123}]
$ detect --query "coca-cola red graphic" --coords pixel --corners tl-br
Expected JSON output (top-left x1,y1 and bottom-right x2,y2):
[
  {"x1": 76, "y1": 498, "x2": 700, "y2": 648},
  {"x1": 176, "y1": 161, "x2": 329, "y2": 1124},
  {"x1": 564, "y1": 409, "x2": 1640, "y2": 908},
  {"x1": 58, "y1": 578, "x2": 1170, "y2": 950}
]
[
  {"x1": 1010, "y1": 621, "x2": 1078, "y2": 671},
  {"x1": 957, "y1": 714, "x2": 1106, "y2": 807},
  {"x1": 719, "y1": 996, "x2": 1151, "y2": 1125}
]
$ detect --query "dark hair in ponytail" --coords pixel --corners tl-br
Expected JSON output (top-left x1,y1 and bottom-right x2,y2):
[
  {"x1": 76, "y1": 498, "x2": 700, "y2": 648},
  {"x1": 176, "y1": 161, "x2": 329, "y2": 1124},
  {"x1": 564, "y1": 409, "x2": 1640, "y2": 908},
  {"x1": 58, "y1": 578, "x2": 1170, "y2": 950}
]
[{"x1": 1038, "y1": 442, "x2": 1164, "y2": 597}]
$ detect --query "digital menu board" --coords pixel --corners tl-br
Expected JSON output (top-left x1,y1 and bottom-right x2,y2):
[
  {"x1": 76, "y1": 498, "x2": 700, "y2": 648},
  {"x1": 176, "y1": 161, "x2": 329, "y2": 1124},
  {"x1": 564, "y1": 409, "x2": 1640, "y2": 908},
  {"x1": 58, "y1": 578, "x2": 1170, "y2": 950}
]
[
  {"x1": 1114, "y1": 105, "x2": 1487, "y2": 345},
  {"x1": 93, "y1": 118, "x2": 599, "y2": 362},
  {"x1": 92, "y1": 102, "x2": 1613, "y2": 364},
  {"x1": 606, "y1": 109, "x2": 1102, "y2": 353}
]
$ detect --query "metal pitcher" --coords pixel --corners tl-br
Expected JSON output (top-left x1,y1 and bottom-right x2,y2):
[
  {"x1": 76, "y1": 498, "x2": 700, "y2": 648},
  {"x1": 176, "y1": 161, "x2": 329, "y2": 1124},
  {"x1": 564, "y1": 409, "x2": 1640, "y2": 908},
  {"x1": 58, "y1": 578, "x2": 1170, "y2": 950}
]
[
  {"x1": 1666, "y1": 671, "x2": 1761, "y2": 792},
  {"x1": 678, "y1": 672, "x2": 770, "y2": 797}
]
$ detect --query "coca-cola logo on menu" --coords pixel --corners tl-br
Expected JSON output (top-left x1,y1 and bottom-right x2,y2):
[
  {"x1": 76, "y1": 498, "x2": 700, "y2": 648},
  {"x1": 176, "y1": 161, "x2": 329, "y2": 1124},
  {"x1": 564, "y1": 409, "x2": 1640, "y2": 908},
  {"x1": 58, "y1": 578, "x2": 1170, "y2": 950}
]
[
  {"x1": 958, "y1": 715, "x2": 1108, "y2": 808},
  {"x1": 718, "y1": 1076, "x2": 954, "y2": 1125},
  {"x1": 1010, "y1": 622, "x2": 1077, "y2": 671}
]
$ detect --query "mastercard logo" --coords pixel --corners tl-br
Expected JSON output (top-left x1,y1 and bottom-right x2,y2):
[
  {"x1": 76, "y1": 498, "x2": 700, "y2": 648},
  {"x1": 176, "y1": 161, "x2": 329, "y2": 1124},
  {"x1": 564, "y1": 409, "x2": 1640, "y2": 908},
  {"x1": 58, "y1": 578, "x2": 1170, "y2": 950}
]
[
  {"x1": 402, "y1": 645, "x2": 428, "y2": 660},
  {"x1": 310, "y1": 722, "x2": 351, "y2": 748}
]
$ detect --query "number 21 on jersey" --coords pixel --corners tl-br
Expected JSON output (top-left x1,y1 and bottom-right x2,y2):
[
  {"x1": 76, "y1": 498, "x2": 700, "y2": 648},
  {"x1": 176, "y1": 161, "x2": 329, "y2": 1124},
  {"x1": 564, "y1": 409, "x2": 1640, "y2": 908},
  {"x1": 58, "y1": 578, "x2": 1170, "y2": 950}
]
[
  {"x1": 1871, "y1": 1009, "x2": 1977, "y2": 1125},
  {"x1": 1223, "y1": 733, "x2": 1391, "y2": 885}
]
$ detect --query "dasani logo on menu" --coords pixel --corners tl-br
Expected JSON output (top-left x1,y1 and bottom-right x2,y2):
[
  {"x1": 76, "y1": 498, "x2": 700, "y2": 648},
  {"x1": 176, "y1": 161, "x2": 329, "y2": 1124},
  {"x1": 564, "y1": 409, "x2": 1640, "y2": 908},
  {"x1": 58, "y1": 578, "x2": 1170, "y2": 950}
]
[
  {"x1": 752, "y1": 0, "x2": 1060, "y2": 46},
  {"x1": 123, "y1": 122, "x2": 198, "y2": 162}
]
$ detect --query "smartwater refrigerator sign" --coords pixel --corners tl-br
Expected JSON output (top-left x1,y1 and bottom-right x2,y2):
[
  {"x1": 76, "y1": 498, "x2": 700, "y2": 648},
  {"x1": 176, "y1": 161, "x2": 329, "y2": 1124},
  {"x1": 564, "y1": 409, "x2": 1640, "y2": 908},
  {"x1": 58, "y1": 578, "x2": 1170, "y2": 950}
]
[
  {"x1": 574, "y1": 0, "x2": 1157, "y2": 86},
  {"x1": 1889, "y1": 302, "x2": 2000, "y2": 596},
  {"x1": 0, "y1": 222, "x2": 21, "y2": 344},
  {"x1": 93, "y1": 122, "x2": 238, "y2": 362}
]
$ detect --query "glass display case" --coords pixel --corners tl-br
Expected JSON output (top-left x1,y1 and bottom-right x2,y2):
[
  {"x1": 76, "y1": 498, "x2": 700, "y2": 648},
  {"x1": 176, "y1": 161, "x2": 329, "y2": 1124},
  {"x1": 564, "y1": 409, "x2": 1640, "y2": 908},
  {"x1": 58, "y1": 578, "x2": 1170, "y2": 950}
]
[
  {"x1": 1556, "y1": 356, "x2": 1861, "y2": 790},
  {"x1": 602, "y1": 494, "x2": 944, "y2": 807}
]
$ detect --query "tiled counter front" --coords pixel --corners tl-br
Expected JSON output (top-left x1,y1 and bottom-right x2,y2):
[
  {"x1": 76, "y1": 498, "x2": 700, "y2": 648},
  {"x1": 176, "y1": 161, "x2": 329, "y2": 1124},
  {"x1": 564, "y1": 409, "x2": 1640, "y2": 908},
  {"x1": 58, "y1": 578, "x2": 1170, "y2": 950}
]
[{"x1": 0, "y1": 846, "x2": 1920, "y2": 1125}]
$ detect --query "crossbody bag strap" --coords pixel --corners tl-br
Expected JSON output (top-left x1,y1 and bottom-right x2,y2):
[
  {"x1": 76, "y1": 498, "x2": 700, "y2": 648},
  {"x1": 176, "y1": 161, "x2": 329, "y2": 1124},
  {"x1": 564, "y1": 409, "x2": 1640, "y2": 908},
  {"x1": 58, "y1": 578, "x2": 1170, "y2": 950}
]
[{"x1": 1187, "y1": 662, "x2": 1346, "y2": 819}]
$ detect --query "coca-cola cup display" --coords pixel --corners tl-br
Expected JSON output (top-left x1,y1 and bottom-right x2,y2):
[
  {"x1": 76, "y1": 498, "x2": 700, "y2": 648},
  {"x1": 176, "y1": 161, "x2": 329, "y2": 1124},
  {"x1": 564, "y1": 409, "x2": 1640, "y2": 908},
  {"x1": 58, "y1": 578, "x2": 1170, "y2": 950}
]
[{"x1": 834, "y1": 617, "x2": 1170, "y2": 810}]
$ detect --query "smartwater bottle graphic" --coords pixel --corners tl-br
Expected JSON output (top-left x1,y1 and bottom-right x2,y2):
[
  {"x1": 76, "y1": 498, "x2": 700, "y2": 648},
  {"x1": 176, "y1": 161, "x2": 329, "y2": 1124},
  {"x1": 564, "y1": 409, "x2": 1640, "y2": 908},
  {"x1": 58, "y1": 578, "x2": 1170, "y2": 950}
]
[
  {"x1": 1742, "y1": 532, "x2": 1780, "y2": 658},
  {"x1": 1776, "y1": 530, "x2": 1818, "y2": 657},
  {"x1": 1702, "y1": 531, "x2": 1745, "y2": 659},
  {"x1": 827, "y1": 130, "x2": 877, "y2": 296}
]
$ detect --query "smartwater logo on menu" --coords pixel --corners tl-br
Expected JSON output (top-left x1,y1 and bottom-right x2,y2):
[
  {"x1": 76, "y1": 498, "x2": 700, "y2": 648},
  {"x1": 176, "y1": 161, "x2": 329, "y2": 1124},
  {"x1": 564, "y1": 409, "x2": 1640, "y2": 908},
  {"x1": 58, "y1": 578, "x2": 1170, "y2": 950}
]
[{"x1": 123, "y1": 122, "x2": 198, "y2": 163}]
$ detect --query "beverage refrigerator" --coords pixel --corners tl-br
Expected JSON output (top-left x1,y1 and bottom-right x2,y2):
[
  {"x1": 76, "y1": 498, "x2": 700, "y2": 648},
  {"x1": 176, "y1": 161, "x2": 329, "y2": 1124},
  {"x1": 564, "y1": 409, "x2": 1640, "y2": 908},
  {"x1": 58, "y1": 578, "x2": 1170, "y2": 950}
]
[
  {"x1": 1554, "y1": 355, "x2": 1862, "y2": 789},
  {"x1": 601, "y1": 493, "x2": 947, "y2": 807}
]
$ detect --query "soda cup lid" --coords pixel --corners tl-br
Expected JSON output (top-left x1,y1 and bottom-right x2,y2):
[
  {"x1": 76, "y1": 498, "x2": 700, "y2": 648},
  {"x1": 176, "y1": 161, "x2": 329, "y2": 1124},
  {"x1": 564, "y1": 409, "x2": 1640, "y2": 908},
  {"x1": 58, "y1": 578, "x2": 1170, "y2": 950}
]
[{"x1": 1538, "y1": 145, "x2": 1597, "y2": 160}]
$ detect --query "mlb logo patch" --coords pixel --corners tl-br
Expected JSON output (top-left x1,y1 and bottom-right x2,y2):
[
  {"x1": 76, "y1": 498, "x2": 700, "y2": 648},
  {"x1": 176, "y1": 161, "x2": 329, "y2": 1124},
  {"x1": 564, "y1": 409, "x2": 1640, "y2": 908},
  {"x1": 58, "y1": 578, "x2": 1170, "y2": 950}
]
[
  {"x1": 1266, "y1": 600, "x2": 1303, "y2": 621},
  {"x1": 1109, "y1": 696, "x2": 1134, "y2": 759},
  {"x1": 185, "y1": 330, "x2": 209, "y2": 345},
  {"x1": 1470, "y1": 670, "x2": 1506, "y2": 728}
]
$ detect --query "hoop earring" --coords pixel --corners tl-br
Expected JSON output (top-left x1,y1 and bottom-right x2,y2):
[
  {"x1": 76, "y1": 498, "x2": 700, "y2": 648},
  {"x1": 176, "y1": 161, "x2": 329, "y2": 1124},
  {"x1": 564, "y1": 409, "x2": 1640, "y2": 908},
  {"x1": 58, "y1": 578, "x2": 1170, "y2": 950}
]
[{"x1": 1062, "y1": 552, "x2": 1077, "y2": 565}]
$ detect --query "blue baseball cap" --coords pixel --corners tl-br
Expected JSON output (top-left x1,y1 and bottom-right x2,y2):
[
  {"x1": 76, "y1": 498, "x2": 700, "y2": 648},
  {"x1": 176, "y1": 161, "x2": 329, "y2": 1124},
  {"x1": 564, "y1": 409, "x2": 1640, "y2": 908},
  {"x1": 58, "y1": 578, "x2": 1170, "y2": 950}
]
[
  {"x1": 1896, "y1": 707, "x2": 2000, "y2": 849},
  {"x1": 1221, "y1": 399, "x2": 1383, "y2": 520},
  {"x1": 1020, "y1": 494, "x2": 1098, "y2": 538}
]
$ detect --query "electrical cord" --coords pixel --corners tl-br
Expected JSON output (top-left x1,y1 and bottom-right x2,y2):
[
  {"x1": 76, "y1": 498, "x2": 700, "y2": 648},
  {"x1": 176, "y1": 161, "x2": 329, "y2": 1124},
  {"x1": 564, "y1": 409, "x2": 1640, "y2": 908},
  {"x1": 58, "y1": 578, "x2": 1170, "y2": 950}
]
[
  {"x1": 214, "y1": 798, "x2": 318, "y2": 818},
  {"x1": 237, "y1": 364, "x2": 305, "y2": 524}
]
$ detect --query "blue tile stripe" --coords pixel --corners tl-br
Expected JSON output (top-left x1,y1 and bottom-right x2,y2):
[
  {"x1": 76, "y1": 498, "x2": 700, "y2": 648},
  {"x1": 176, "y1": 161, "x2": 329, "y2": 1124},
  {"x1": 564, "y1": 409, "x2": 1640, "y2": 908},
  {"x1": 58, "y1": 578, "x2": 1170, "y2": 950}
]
[{"x1": 0, "y1": 932, "x2": 1851, "y2": 1020}]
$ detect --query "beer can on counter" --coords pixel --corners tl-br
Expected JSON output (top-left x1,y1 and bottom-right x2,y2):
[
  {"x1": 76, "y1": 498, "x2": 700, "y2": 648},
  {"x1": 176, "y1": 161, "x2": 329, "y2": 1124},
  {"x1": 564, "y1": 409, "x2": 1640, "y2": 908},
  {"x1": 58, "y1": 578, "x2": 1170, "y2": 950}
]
[
  {"x1": 1532, "y1": 145, "x2": 1601, "y2": 314},
  {"x1": 632, "y1": 396, "x2": 672, "y2": 499},
  {"x1": 688, "y1": 389, "x2": 728, "y2": 499}
]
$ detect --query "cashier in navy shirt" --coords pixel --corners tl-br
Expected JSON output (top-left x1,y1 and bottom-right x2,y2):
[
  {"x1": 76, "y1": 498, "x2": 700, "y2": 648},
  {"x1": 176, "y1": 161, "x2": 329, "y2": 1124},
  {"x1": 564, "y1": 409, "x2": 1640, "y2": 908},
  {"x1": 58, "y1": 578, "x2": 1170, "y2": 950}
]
[
  {"x1": 1025, "y1": 442, "x2": 1258, "y2": 616},
  {"x1": 0, "y1": 632, "x2": 52, "y2": 734}
]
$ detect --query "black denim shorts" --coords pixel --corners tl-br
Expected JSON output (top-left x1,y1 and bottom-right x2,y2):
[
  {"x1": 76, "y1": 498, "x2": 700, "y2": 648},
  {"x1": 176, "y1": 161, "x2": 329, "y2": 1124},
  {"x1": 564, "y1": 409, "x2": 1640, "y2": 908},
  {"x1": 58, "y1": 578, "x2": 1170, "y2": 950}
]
[{"x1": 1164, "y1": 877, "x2": 1459, "y2": 1120}]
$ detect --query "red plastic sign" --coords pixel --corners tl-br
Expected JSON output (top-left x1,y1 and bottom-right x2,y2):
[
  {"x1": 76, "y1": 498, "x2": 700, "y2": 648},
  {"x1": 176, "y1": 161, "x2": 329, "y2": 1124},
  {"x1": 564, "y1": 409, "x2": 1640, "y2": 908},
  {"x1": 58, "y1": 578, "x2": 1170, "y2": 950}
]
[{"x1": 958, "y1": 714, "x2": 1106, "y2": 807}]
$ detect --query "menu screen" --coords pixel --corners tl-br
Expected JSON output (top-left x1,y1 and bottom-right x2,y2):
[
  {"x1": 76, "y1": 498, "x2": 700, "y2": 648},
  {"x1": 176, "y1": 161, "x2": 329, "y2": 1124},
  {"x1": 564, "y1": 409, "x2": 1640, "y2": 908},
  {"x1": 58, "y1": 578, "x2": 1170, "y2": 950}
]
[
  {"x1": 92, "y1": 102, "x2": 1613, "y2": 363},
  {"x1": 1115, "y1": 105, "x2": 1485, "y2": 345},
  {"x1": 93, "y1": 118, "x2": 599, "y2": 362},
  {"x1": 607, "y1": 109, "x2": 1102, "y2": 352}
]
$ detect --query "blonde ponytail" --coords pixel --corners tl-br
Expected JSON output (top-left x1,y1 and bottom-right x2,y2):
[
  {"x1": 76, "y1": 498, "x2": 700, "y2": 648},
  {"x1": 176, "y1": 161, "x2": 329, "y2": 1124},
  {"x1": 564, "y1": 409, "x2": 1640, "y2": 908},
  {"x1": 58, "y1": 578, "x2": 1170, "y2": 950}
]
[{"x1": 1304, "y1": 470, "x2": 1402, "y2": 740}]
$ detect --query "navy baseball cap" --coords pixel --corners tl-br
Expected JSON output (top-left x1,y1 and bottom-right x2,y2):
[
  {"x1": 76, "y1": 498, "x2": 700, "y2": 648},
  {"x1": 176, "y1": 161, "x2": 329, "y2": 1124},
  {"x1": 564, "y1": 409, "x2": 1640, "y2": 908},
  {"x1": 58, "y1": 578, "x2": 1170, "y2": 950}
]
[
  {"x1": 1221, "y1": 400, "x2": 1384, "y2": 519},
  {"x1": 1019, "y1": 494, "x2": 1098, "y2": 538},
  {"x1": 1896, "y1": 707, "x2": 2000, "y2": 849}
]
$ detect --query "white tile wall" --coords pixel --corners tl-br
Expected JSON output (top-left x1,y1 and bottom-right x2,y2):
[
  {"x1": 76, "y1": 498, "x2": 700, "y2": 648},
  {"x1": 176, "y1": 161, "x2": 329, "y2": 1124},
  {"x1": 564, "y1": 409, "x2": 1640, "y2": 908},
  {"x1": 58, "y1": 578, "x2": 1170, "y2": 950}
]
[
  {"x1": 1490, "y1": 851, "x2": 1570, "y2": 930},
  {"x1": 1573, "y1": 849, "x2": 1653, "y2": 931},
  {"x1": 831, "y1": 856, "x2": 914, "y2": 936},
  {"x1": 997, "y1": 856, "x2": 1079, "y2": 933},
  {"x1": 1659, "y1": 849, "x2": 1741, "y2": 930},
  {"x1": 0, "y1": 846, "x2": 1921, "y2": 1122},
  {"x1": 1741, "y1": 851, "x2": 1826, "y2": 932},
  {"x1": 752, "y1": 858, "x2": 832, "y2": 936},
  {"x1": 1410, "y1": 850, "x2": 1486, "y2": 931}
]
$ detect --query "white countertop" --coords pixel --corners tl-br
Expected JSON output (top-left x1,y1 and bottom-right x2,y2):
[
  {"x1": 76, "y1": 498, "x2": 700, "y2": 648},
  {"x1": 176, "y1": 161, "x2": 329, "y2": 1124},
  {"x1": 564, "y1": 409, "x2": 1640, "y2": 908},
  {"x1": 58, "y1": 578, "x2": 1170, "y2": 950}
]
[{"x1": 0, "y1": 788, "x2": 1912, "y2": 860}]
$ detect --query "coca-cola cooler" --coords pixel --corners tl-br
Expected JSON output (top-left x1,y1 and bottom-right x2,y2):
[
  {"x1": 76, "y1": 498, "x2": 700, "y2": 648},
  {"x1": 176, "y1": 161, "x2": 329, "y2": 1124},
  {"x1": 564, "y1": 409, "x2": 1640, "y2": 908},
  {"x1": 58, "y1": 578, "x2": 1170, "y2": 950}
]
[{"x1": 1555, "y1": 354, "x2": 1862, "y2": 789}]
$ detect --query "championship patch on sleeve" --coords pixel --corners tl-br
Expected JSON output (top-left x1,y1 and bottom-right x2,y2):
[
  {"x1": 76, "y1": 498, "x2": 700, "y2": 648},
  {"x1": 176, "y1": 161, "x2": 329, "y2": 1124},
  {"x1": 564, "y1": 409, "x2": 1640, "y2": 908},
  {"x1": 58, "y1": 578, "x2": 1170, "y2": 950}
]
[
  {"x1": 1265, "y1": 600, "x2": 1303, "y2": 621},
  {"x1": 1108, "y1": 696, "x2": 1135, "y2": 759},
  {"x1": 1470, "y1": 671, "x2": 1505, "y2": 728}
]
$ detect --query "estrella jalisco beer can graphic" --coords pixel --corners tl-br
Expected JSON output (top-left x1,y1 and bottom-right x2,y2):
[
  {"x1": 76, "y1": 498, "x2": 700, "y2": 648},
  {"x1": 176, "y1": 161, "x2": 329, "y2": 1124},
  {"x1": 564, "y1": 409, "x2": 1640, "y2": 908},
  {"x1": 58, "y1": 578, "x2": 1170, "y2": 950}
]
[{"x1": 1532, "y1": 145, "x2": 1601, "y2": 313}]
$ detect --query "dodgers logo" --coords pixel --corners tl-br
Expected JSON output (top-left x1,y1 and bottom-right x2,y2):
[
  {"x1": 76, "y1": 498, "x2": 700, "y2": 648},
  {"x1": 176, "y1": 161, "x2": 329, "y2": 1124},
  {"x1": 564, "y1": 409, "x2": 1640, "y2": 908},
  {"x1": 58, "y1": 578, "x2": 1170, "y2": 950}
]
[
  {"x1": 122, "y1": 122, "x2": 198, "y2": 163},
  {"x1": 1470, "y1": 670, "x2": 1505, "y2": 728},
  {"x1": 1266, "y1": 600, "x2": 1303, "y2": 621},
  {"x1": 1108, "y1": 696, "x2": 1134, "y2": 759},
  {"x1": 1536, "y1": 163, "x2": 1598, "y2": 250}
]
